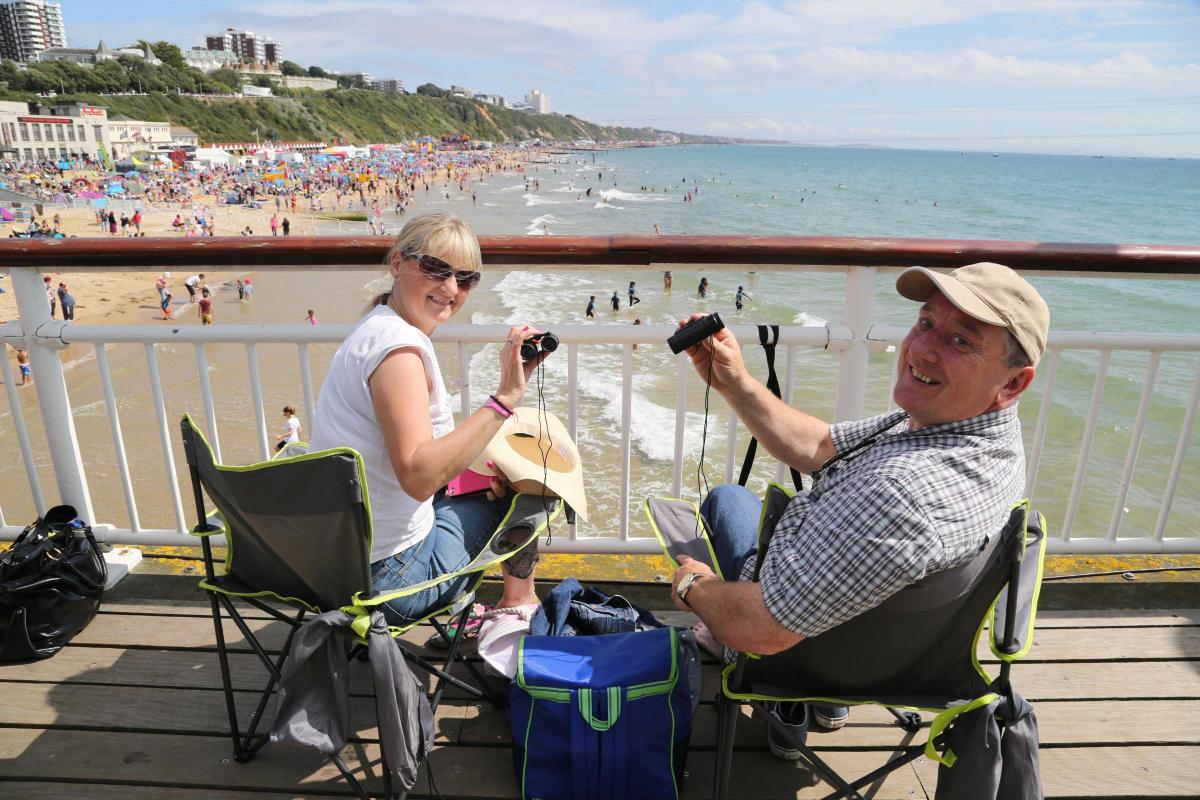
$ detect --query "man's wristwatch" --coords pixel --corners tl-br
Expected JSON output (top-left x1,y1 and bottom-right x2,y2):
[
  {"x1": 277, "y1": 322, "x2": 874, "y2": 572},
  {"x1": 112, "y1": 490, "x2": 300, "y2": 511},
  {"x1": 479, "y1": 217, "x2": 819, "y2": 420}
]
[{"x1": 676, "y1": 572, "x2": 708, "y2": 608}]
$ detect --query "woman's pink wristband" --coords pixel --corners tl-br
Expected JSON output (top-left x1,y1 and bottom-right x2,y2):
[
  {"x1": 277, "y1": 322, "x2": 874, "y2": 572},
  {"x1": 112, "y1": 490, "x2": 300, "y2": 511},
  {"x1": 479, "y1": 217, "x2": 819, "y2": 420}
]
[{"x1": 485, "y1": 394, "x2": 514, "y2": 418}]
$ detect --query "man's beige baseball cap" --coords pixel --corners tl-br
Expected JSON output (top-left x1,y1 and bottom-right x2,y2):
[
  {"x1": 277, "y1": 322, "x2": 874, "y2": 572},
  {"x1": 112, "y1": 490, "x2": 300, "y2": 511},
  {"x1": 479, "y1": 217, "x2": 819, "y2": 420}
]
[{"x1": 896, "y1": 262, "x2": 1050, "y2": 366}]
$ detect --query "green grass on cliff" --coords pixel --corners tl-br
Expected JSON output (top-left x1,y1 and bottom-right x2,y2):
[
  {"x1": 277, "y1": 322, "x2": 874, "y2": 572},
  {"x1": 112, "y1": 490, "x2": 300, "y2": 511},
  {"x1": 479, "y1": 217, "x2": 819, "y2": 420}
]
[{"x1": 0, "y1": 89, "x2": 668, "y2": 145}]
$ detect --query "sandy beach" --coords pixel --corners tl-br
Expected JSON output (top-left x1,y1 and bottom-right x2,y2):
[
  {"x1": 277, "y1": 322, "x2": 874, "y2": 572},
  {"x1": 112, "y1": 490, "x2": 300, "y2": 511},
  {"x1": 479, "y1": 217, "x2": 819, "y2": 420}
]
[{"x1": 0, "y1": 153, "x2": 525, "y2": 327}]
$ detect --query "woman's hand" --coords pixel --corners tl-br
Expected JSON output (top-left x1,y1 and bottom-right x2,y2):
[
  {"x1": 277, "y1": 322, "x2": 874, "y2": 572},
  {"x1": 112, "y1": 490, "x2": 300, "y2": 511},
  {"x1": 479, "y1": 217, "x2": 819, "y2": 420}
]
[
  {"x1": 678, "y1": 313, "x2": 747, "y2": 395},
  {"x1": 484, "y1": 461, "x2": 515, "y2": 502},
  {"x1": 494, "y1": 325, "x2": 549, "y2": 410}
]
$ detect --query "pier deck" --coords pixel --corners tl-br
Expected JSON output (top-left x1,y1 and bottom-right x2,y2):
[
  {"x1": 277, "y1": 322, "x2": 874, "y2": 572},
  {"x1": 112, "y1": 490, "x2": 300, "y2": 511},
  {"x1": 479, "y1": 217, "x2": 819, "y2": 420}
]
[{"x1": 1, "y1": 586, "x2": 1197, "y2": 798}]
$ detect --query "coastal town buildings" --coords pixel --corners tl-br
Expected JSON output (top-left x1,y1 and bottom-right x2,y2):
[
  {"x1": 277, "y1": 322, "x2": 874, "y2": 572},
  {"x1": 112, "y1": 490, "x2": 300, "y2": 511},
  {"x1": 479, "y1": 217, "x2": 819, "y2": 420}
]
[
  {"x1": 374, "y1": 78, "x2": 404, "y2": 93},
  {"x1": 106, "y1": 114, "x2": 171, "y2": 159},
  {"x1": 0, "y1": 0, "x2": 65, "y2": 63},
  {"x1": 170, "y1": 126, "x2": 198, "y2": 148},
  {"x1": 524, "y1": 89, "x2": 549, "y2": 114},
  {"x1": 36, "y1": 39, "x2": 161, "y2": 68},
  {"x1": 204, "y1": 27, "x2": 281, "y2": 66},
  {"x1": 184, "y1": 46, "x2": 240, "y2": 73},
  {"x1": 0, "y1": 99, "x2": 110, "y2": 162}
]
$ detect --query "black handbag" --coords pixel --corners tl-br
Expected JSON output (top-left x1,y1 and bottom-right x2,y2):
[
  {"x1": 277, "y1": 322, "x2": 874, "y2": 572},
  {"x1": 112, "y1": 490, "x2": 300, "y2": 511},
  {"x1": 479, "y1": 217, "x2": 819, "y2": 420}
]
[{"x1": 0, "y1": 505, "x2": 107, "y2": 662}]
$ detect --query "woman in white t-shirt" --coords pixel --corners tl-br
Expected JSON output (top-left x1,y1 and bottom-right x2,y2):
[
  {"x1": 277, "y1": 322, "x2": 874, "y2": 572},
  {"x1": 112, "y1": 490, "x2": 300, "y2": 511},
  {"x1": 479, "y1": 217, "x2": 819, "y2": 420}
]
[
  {"x1": 274, "y1": 406, "x2": 303, "y2": 451},
  {"x1": 308, "y1": 213, "x2": 551, "y2": 627}
]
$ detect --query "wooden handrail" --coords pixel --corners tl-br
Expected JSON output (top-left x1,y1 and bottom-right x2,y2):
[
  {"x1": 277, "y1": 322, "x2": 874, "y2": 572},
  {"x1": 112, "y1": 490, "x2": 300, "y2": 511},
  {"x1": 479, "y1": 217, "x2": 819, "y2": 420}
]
[{"x1": 1, "y1": 234, "x2": 1198, "y2": 272}]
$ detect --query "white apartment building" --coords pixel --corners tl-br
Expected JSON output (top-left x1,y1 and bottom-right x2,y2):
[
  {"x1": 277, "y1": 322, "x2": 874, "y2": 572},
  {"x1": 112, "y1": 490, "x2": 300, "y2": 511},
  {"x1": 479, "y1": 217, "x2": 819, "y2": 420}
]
[
  {"x1": 0, "y1": 0, "x2": 66, "y2": 63},
  {"x1": 524, "y1": 89, "x2": 549, "y2": 114},
  {"x1": 205, "y1": 27, "x2": 281, "y2": 66},
  {"x1": 0, "y1": 100, "x2": 111, "y2": 162},
  {"x1": 106, "y1": 114, "x2": 172, "y2": 159}
]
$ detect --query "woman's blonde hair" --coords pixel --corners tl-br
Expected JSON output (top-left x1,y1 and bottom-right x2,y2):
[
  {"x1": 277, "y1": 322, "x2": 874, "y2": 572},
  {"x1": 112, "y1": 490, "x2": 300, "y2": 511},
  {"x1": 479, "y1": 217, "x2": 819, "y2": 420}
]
[{"x1": 368, "y1": 212, "x2": 482, "y2": 310}]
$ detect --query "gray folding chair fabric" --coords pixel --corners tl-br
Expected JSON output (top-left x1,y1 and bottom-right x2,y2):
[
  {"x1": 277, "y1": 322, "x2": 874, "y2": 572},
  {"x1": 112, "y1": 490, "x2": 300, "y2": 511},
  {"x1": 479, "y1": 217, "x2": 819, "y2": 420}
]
[{"x1": 703, "y1": 483, "x2": 1048, "y2": 800}]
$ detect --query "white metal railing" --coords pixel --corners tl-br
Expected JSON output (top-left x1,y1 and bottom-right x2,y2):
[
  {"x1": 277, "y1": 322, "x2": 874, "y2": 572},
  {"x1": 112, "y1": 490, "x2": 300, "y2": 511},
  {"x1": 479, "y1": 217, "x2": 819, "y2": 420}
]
[{"x1": 3, "y1": 263, "x2": 1200, "y2": 555}]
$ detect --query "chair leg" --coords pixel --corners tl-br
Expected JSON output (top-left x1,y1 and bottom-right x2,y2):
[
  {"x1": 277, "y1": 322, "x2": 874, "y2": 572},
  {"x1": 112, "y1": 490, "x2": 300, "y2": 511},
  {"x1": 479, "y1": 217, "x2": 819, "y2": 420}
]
[
  {"x1": 887, "y1": 707, "x2": 922, "y2": 733},
  {"x1": 755, "y1": 701, "x2": 864, "y2": 800},
  {"x1": 818, "y1": 745, "x2": 926, "y2": 800},
  {"x1": 330, "y1": 752, "x2": 371, "y2": 800},
  {"x1": 713, "y1": 694, "x2": 738, "y2": 800},
  {"x1": 207, "y1": 589, "x2": 246, "y2": 761},
  {"x1": 238, "y1": 606, "x2": 307, "y2": 758},
  {"x1": 428, "y1": 602, "x2": 476, "y2": 711}
]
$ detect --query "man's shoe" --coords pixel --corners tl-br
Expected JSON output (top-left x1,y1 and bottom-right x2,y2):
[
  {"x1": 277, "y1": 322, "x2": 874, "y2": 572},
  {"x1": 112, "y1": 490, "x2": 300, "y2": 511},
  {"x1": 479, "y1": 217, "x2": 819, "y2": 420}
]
[
  {"x1": 765, "y1": 701, "x2": 809, "y2": 760},
  {"x1": 812, "y1": 704, "x2": 850, "y2": 731}
]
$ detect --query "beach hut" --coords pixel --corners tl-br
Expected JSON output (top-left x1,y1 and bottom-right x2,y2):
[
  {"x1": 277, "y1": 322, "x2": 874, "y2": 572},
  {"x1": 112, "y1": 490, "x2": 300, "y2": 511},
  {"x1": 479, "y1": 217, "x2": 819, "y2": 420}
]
[{"x1": 193, "y1": 148, "x2": 235, "y2": 168}]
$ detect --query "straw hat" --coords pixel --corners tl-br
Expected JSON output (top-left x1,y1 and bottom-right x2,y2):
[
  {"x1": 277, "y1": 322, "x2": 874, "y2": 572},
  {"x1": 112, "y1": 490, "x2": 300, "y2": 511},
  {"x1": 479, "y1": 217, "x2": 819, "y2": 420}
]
[{"x1": 469, "y1": 407, "x2": 588, "y2": 521}]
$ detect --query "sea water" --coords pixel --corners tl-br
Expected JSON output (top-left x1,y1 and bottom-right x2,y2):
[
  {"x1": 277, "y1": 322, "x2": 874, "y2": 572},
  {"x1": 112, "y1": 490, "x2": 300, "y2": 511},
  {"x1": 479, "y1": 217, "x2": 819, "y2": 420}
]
[{"x1": 3, "y1": 146, "x2": 1198, "y2": 542}]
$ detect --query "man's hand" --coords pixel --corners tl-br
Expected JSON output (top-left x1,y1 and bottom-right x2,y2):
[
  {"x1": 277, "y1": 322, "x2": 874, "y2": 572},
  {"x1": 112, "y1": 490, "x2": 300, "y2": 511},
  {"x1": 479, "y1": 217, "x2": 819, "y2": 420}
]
[
  {"x1": 677, "y1": 313, "x2": 748, "y2": 396},
  {"x1": 671, "y1": 555, "x2": 718, "y2": 612}
]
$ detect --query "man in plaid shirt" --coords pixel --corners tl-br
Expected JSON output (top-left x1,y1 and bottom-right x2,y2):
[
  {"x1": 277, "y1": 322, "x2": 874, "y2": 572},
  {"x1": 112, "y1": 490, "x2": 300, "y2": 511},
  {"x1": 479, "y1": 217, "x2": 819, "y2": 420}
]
[{"x1": 669, "y1": 263, "x2": 1049, "y2": 747}]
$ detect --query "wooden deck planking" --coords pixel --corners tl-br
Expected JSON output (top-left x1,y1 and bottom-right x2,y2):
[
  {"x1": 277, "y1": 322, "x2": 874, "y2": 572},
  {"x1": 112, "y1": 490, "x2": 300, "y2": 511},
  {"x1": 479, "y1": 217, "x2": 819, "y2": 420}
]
[{"x1": 1, "y1": 600, "x2": 1197, "y2": 798}]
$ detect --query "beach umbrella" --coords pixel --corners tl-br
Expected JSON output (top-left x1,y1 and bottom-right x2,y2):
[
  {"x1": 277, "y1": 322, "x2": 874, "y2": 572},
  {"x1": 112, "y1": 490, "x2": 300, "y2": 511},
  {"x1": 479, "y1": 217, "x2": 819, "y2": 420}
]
[
  {"x1": 57, "y1": 161, "x2": 71, "y2": 170},
  {"x1": 106, "y1": 184, "x2": 126, "y2": 195},
  {"x1": 124, "y1": 170, "x2": 139, "y2": 178},
  {"x1": 0, "y1": 208, "x2": 14, "y2": 222}
]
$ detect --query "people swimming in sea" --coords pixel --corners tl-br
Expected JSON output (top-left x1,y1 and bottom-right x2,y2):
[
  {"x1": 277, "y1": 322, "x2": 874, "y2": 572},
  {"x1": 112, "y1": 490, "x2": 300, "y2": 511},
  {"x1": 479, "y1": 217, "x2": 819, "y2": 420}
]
[
  {"x1": 698, "y1": 277, "x2": 709, "y2": 298},
  {"x1": 735, "y1": 285, "x2": 751, "y2": 312},
  {"x1": 628, "y1": 281, "x2": 641, "y2": 306},
  {"x1": 610, "y1": 291, "x2": 620, "y2": 311},
  {"x1": 586, "y1": 295, "x2": 595, "y2": 318}
]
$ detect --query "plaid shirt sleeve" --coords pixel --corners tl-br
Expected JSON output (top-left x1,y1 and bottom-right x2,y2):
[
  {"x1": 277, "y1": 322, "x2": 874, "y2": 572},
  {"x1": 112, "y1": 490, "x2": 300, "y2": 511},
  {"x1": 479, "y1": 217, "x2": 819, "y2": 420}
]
[{"x1": 758, "y1": 471, "x2": 943, "y2": 639}]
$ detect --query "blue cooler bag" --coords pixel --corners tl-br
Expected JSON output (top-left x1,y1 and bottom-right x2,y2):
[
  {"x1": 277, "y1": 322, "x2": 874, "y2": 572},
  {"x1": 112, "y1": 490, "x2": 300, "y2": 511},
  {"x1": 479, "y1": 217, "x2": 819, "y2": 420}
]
[{"x1": 510, "y1": 626, "x2": 696, "y2": 800}]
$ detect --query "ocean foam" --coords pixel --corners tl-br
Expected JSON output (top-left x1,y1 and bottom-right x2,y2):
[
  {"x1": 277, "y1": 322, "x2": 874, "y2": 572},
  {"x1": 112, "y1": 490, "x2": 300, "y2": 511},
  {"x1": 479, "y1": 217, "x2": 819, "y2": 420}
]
[
  {"x1": 523, "y1": 193, "x2": 560, "y2": 207},
  {"x1": 525, "y1": 214, "x2": 561, "y2": 235},
  {"x1": 594, "y1": 202, "x2": 625, "y2": 210},
  {"x1": 599, "y1": 189, "x2": 667, "y2": 203},
  {"x1": 793, "y1": 312, "x2": 828, "y2": 327}
]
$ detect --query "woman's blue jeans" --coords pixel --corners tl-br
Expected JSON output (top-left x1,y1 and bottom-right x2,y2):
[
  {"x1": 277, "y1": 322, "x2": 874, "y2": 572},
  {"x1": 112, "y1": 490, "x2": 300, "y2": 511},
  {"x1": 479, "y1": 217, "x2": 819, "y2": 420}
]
[{"x1": 369, "y1": 492, "x2": 509, "y2": 628}]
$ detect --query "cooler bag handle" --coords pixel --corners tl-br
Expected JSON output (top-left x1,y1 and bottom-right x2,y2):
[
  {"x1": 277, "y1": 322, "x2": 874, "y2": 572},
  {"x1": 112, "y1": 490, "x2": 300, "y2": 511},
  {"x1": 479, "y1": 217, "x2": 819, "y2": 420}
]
[{"x1": 570, "y1": 687, "x2": 629, "y2": 800}]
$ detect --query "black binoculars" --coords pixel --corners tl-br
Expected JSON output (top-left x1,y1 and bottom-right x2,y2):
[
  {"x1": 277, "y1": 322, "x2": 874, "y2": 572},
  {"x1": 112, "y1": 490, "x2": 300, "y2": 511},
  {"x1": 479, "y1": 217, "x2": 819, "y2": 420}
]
[{"x1": 521, "y1": 331, "x2": 560, "y2": 361}]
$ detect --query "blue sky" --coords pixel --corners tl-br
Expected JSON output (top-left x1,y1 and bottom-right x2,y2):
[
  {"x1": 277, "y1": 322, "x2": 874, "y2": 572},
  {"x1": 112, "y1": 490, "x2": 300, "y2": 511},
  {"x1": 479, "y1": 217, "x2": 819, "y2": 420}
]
[{"x1": 62, "y1": 1, "x2": 1200, "y2": 156}]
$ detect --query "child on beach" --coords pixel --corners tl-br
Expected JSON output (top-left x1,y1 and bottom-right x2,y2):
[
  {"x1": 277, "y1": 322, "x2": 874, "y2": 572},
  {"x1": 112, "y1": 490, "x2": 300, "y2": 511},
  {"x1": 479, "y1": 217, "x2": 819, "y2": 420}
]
[
  {"x1": 236, "y1": 279, "x2": 245, "y2": 301},
  {"x1": 585, "y1": 296, "x2": 595, "y2": 319},
  {"x1": 199, "y1": 288, "x2": 214, "y2": 325},
  {"x1": 632, "y1": 317, "x2": 642, "y2": 351},
  {"x1": 275, "y1": 406, "x2": 303, "y2": 451},
  {"x1": 16, "y1": 349, "x2": 31, "y2": 385},
  {"x1": 160, "y1": 285, "x2": 173, "y2": 319},
  {"x1": 628, "y1": 281, "x2": 641, "y2": 306},
  {"x1": 306, "y1": 309, "x2": 318, "y2": 326},
  {"x1": 735, "y1": 285, "x2": 751, "y2": 312},
  {"x1": 610, "y1": 291, "x2": 620, "y2": 311},
  {"x1": 242, "y1": 279, "x2": 253, "y2": 300}
]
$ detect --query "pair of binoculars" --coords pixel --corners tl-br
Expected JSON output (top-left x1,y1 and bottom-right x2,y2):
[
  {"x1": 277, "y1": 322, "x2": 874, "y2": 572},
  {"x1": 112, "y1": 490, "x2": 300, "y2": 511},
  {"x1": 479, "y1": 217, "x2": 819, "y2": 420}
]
[{"x1": 521, "y1": 331, "x2": 560, "y2": 361}]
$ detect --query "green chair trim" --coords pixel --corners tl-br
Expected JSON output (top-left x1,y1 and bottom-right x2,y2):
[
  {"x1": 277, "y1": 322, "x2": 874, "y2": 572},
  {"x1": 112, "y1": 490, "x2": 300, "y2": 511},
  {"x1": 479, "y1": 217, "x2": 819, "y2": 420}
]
[
  {"x1": 182, "y1": 413, "x2": 376, "y2": 582},
  {"x1": 641, "y1": 497, "x2": 725, "y2": 580}
]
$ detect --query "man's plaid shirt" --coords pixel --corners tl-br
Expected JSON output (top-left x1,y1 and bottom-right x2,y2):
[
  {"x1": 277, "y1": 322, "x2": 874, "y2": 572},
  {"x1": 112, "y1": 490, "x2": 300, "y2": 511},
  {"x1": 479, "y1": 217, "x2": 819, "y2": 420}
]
[{"x1": 749, "y1": 405, "x2": 1025, "y2": 639}]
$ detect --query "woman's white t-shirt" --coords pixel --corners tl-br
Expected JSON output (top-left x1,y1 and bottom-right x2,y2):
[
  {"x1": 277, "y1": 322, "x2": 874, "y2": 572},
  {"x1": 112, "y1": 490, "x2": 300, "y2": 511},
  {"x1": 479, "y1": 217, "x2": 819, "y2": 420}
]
[
  {"x1": 309, "y1": 304, "x2": 455, "y2": 563},
  {"x1": 284, "y1": 416, "x2": 301, "y2": 443}
]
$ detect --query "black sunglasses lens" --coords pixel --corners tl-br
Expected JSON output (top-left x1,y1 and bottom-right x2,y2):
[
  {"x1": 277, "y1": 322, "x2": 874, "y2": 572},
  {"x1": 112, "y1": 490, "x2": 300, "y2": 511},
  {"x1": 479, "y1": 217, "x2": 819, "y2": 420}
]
[
  {"x1": 417, "y1": 254, "x2": 453, "y2": 280},
  {"x1": 457, "y1": 271, "x2": 482, "y2": 288}
]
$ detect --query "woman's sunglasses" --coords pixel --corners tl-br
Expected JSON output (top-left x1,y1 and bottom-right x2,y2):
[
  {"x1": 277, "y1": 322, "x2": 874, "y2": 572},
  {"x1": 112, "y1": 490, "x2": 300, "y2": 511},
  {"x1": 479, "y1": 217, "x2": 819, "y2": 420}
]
[{"x1": 404, "y1": 250, "x2": 482, "y2": 289}]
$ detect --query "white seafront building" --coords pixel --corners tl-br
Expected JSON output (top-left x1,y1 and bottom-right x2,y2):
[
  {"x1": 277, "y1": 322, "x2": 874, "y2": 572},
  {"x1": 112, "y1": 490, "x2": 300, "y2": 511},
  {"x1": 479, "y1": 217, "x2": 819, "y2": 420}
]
[{"x1": 0, "y1": 99, "x2": 110, "y2": 161}]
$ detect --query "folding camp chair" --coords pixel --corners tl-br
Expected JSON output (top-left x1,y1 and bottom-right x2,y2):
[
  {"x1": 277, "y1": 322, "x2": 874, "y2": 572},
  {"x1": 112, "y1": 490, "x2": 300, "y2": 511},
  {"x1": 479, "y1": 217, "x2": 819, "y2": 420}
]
[
  {"x1": 180, "y1": 414, "x2": 559, "y2": 798},
  {"x1": 708, "y1": 484, "x2": 1047, "y2": 800}
]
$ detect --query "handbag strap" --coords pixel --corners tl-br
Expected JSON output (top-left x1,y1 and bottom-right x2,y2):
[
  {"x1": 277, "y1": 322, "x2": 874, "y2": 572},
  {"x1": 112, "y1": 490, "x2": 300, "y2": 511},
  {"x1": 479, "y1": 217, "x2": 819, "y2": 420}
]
[{"x1": 737, "y1": 325, "x2": 805, "y2": 492}]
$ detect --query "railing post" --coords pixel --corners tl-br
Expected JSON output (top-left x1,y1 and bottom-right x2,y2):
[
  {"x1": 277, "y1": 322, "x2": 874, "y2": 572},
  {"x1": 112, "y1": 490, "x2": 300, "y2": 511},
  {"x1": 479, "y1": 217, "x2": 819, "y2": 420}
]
[
  {"x1": 8, "y1": 266, "x2": 96, "y2": 522},
  {"x1": 834, "y1": 266, "x2": 877, "y2": 421}
]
